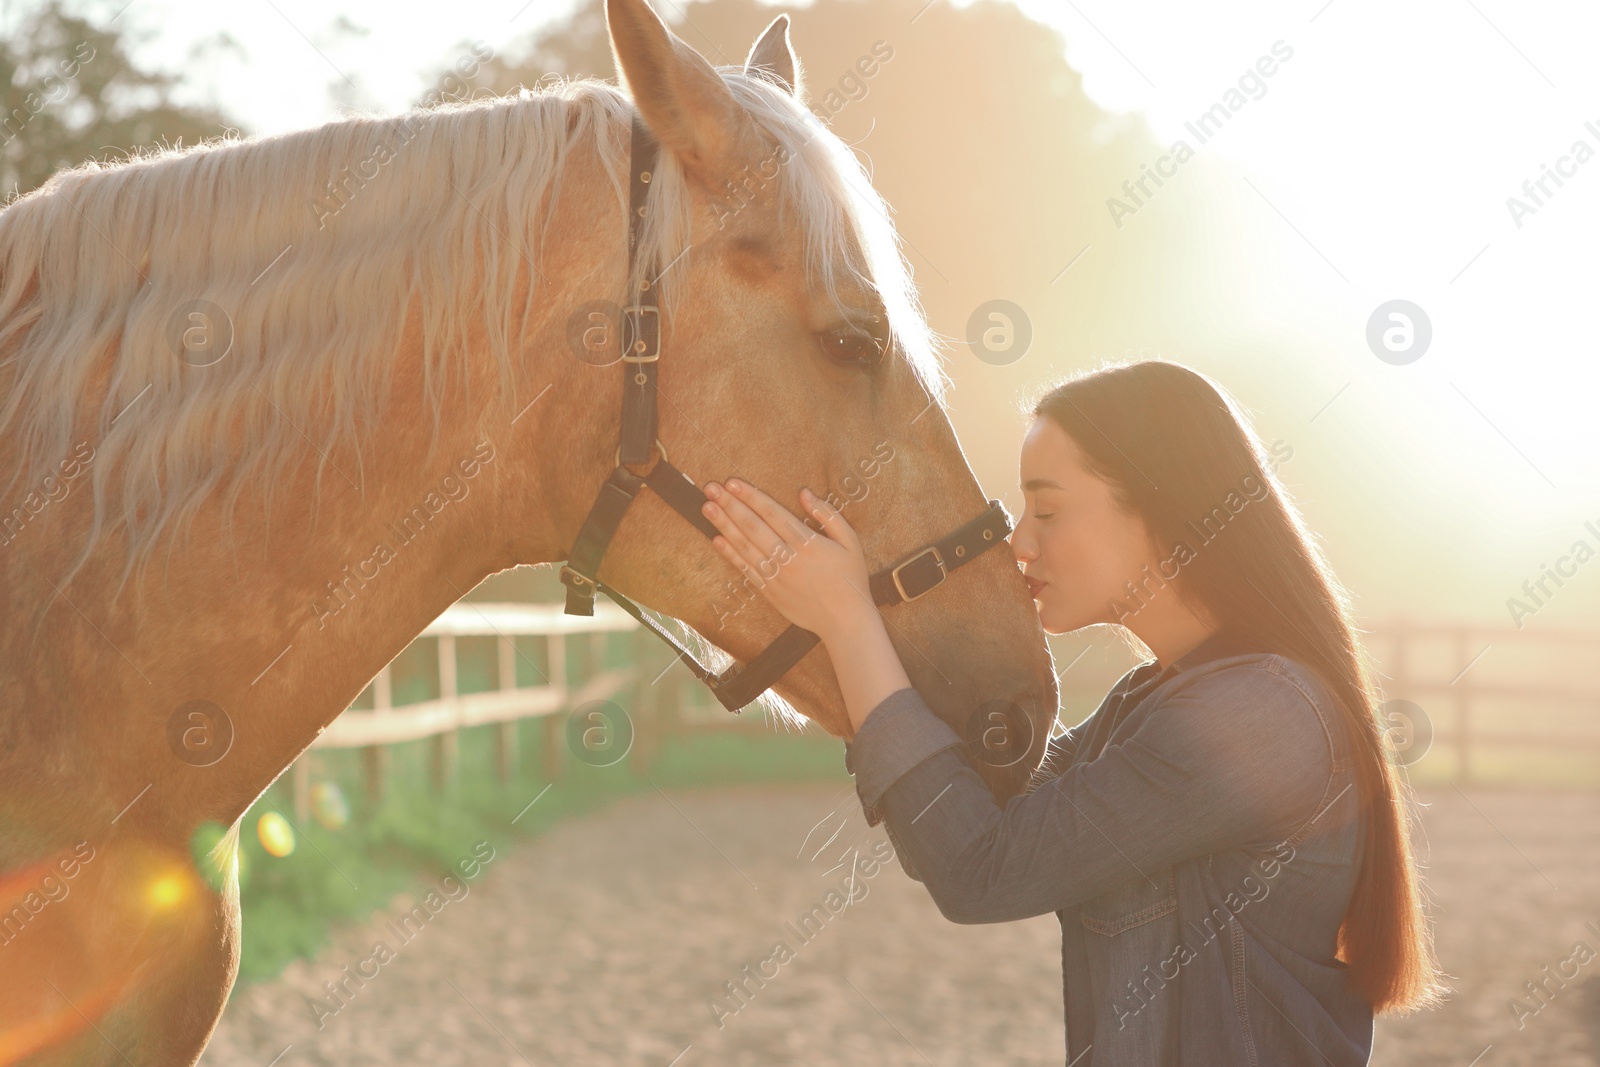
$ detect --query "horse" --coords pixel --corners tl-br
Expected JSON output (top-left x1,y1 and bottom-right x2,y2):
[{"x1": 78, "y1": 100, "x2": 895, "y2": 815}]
[{"x1": 0, "y1": 1, "x2": 1057, "y2": 1062}]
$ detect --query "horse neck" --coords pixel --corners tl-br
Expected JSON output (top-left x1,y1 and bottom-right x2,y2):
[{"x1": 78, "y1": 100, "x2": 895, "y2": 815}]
[{"x1": 0, "y1": 131, "x2": 626, "y2": 845}]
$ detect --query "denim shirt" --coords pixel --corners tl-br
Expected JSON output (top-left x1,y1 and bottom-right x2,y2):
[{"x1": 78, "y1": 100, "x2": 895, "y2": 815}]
[{"x1": 842, "y1": 629, "x2": 1373, "y2": 1066}]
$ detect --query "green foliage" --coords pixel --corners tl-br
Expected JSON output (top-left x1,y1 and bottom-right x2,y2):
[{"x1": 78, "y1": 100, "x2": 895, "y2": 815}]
[
  {"x1": 0, "y1": 1, "x2": 238, "y2": 199},
  {"x1": 231, "y1": 707, "x2": 847, "y2": 989}
]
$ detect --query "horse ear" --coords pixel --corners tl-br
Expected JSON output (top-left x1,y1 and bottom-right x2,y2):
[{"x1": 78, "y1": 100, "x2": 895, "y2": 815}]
[
  {"x1": 744, "y1": 14, "x2": 803, "y2": 99},
  {"x1": 605, "y1": 0, "x2": 748, "y2": 180}
]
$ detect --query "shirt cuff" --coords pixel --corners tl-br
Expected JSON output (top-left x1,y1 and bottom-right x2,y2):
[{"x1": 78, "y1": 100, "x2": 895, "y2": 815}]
[{"x1": 842, "y1": 687, "x2": 964, "y2": 824}]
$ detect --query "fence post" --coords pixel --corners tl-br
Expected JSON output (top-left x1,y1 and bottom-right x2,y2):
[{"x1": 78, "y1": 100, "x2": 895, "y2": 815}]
[
  {"x1": 432, "y1": 634, "x2": 459, "y2": 795},
  {"x1": 363, "y1": 667, "x2": 393, "y2": 808},
  {"x1": 630, "y1": 626, "x2": 657, "y2": 775},
  {"x1": 289, "y1": 754, "x2": 312, "y2": 824},
  {"x1": 1390, "y1": 620, "x2": 1408, "y2": 702},
  {"x1": 1387, "y1": 620, "x2": 1410, "y2": 772},
  {"x1": 575, "y1": 628, "x2": 595, "y2": 678},
  {"x1": 495, "y1": 633, "x2": 519, "y2": 781},
  {"x1": 543, "y1": 631, "x2": 567, "y2": 781},
  {"x1": 1454, "y1": 628, "x2": 1473, "y2": 785}
]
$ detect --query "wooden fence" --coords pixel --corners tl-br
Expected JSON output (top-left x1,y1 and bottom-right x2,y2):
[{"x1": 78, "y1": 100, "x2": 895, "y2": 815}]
[
  {"x1": 285, "y1": 610, "x2": 1600, "y2": 817},
  {"x1": 1372, "y1": 620, "x2": 1600, "y2": 782},
  {"x1": 286, "y1": 601, "x2": 734, "y2": 818}
]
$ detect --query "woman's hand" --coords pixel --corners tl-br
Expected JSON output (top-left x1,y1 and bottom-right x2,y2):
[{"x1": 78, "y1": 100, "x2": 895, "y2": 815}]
[
  {"x1": 702, "y1": 477, "x2": 913, "y2": 734},
  {"x1": 700, "y1": 479, "x2": 875, "y2": 642}
]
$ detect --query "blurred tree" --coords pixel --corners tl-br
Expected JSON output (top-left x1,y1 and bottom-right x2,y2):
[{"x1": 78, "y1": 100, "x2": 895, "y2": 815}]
[
  {"x1": 0, "y1": 1, "x2": 238, "y2": 200},
  {"x1": 421, "y1": 1, "x2": 1541, "y2": 629},
  {"x1": 423, "y1": 0, "x2": 1209, "y2": 495},
  {"x1": 465, "y1": 0, "x2": 618, "y2": 92}
]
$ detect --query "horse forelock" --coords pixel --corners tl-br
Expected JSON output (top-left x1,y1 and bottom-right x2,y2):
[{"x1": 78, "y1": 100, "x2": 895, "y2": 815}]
[{"x1": 715, "y1": 72, "x2": 949, "y2": 409}]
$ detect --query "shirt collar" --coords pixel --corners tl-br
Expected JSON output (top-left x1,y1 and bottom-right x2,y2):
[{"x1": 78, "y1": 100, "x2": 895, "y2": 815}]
[{"x1": 1161, "y1": 626, "x2": 1263, "y2": 677}]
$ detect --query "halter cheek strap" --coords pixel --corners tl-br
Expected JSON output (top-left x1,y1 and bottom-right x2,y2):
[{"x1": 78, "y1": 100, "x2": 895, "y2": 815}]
[
  {"x1": 556, "y1": 110, "x2": 1014, "y2": 714},
  {"x1": 619, "y1": 112, "x2": 661, "y2": 467}
]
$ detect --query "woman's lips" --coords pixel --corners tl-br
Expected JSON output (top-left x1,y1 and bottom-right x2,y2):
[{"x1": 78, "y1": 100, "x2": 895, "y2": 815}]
[{"x1": 1025, "y1": 576, "x2": 1047, "y2": 599}]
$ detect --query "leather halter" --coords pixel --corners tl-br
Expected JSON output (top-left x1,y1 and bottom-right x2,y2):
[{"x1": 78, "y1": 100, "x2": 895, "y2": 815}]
[{"x1": 557, "y1": 111, "x2": 1013, "y2": 713}]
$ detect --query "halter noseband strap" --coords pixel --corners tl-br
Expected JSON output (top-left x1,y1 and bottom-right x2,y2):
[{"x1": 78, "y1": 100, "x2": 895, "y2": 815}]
[{"x1": 556, "y1": 111, "x2": 1013, "y2": 714}]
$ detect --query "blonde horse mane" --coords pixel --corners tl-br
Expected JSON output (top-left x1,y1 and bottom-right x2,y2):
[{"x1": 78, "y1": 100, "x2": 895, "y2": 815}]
[{"x1": 0, "y1": 71, "x2": 946, "y2": 591}]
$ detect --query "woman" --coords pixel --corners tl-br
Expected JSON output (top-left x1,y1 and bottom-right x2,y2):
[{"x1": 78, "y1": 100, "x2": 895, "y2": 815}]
[{"x1": 697, "y1": 360, "x2": 1442, "y2": 1065}]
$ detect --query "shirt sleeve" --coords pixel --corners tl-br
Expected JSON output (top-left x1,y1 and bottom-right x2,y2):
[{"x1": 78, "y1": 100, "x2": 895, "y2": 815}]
[
  {"x1": 842, "y1": 658, "x2": 1339, "y2": 925},
  {"x1": 842, "y1": 686, "x2": 965, "y2": 818},
  {"x1": 840, "y1": 687, "x2": 971, "y2": 884}
]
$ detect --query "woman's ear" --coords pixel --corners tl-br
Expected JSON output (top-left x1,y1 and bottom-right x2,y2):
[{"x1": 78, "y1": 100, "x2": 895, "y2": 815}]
[{"x1": 605, "y1": 0, "x2": 756, "y2": 182}]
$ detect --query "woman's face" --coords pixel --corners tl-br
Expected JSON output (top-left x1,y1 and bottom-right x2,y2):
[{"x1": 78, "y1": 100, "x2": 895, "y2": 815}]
[{"x1": 1010, "y1": 416, "x2": 1162, "y2": 636}]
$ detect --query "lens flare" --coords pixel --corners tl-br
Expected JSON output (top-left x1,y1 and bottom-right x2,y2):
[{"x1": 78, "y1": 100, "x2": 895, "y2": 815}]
[
  {"x1": 256, "y1": 812, "x2": 296, "y2": 858},
  {"x1": 146, "y1": 869, "x2": 191, "y2": 911},
  {"x1": 310, "y1": 781, "x2": 350, "y2": 831}
]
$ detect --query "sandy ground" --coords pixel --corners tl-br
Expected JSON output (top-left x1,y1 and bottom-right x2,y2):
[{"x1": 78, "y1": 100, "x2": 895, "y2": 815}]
[
  {"x1": 198, "y1": 784, "x2": 1600, "y2": 1067},
  {"x1": 1369, "y1": 787, "x2": 1600, "y2": 1067}
]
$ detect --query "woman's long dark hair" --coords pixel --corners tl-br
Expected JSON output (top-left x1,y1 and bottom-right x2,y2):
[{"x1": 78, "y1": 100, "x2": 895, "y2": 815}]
[{"x1": 1034, "y1": 359, "x2": 1444, "y2": 1014}]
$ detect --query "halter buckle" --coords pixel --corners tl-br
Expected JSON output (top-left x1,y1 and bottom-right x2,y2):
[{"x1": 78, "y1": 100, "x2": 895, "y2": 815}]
[
  {"x1": 621, "y1": 304, "x2": 660, "y2": 363},
  {"x1": 890, "y1": 546, "x2": 946, "y2": 603},
  {"x1": 559, "y1": 565, "x2": 596, "y2": 589}
]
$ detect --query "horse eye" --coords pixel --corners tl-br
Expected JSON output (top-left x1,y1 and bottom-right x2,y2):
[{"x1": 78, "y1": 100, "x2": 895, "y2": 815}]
[{"x1": 819, "y1": 326, "x2": 886, "y2": 367}]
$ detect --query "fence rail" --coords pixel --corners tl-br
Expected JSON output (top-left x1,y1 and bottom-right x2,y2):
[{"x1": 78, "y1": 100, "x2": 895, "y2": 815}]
[
  {"x1": 288, "y1": 601, "x2": 701, "y2": 816},
  {"x1": 312, "y1": 601, "x2": 641, "y2": 749},
  {"x1": 287, "y1": 610, "x2": 1600, "y2": 817},
  {"x1": 1375, "y1": 620, "x2": 1600, "y2": 782}
]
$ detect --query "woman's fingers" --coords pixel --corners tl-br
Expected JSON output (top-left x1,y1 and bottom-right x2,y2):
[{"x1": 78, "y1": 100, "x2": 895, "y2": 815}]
[
  {"x1": 712, "y1": 479, "x2": 814, "y2": 552},
  {"x1": 799, "y1": 486, "x2": 858, "y2": 548},
  {"x1": 708, "y1": 522, "x2": 780, "y2": 585},
  {"x1": 699, "y1": 478, "x2": 868, "y2": 591},
  {"x1": 703, "y1": 501, "x2": 779, "y2": 577},
  {"x1": 702, "y1": 485, "x2": 793, "y2": 577}
]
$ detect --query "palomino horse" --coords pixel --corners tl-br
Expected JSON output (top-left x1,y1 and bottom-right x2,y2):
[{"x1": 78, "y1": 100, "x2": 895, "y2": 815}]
[{"x1": 0, "y1": 1, "x2": 1057, "y2": 1062}]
